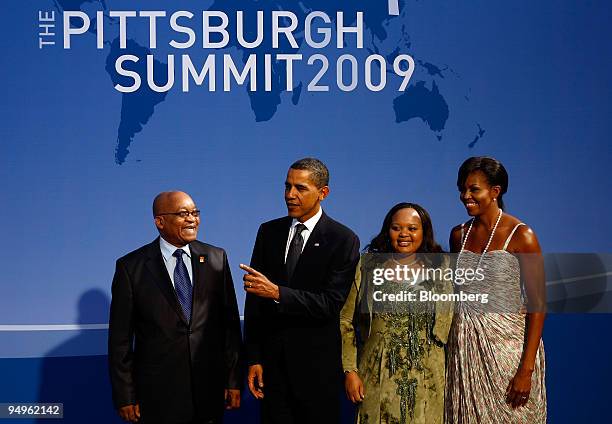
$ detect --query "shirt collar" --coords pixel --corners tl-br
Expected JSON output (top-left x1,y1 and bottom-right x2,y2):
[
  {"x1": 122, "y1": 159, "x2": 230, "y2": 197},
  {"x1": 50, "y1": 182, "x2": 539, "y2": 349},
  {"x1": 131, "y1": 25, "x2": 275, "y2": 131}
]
[
  {"x1": 159, "y1": 236, "x2": 191, "y2": 261},
  {"x1": 291, "y1": 207, "x2": 323, "y2": 233}
]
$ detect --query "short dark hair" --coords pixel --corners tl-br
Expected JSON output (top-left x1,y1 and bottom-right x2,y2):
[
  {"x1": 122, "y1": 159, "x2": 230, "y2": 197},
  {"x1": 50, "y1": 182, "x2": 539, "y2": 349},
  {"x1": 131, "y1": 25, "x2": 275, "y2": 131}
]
[
  {"x1": 457, "y1": 156, "x2": 509, "y2": 210},
  {"x1": 290, "y1": 157, "x2": 329, "y2": 188}
]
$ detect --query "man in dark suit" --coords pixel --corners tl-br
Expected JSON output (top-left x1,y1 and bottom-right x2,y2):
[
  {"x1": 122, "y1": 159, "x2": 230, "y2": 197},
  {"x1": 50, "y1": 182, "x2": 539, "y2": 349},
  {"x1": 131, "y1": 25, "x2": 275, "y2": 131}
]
[
  {"x1": 241, "y1": 158, "x2": 360, "y2": 424},
  {"x1": 108, "y1": 191, "x2": 242, "y2": 424}
]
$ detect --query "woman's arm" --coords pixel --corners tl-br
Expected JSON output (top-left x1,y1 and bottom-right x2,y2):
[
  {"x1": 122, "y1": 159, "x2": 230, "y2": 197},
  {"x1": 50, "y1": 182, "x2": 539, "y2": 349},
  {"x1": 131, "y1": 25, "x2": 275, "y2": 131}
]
[
  {"x1": 433, "y1": 257, "x2": 454, "y2": 344},
  {"x1": 340, "y1": 260, "x2": 362, "y2": 373},
  {"x1": 506, "y1": 225, "x2": 546, "y2": 408},
  {"x1": 339, "y1": 260, "x2": 365, "y2": 403}
]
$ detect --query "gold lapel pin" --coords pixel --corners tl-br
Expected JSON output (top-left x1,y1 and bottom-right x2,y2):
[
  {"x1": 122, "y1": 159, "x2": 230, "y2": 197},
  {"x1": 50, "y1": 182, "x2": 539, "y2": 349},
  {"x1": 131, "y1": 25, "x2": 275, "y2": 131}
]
[{"x1": 199, "y1": 256, "x2": 205, "y2": 263}]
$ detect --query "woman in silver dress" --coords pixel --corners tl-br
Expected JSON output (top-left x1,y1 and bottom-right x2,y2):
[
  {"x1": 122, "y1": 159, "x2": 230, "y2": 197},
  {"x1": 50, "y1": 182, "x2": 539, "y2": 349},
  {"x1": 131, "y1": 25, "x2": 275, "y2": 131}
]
[{"x1": 445, "y1": 157, "x2": 547, "y2": 423}]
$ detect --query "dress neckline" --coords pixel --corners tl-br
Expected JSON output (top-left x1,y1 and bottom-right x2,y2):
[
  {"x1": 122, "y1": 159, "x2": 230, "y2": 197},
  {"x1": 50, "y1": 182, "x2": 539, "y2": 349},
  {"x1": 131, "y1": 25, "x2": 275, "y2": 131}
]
[{"x1": 459, "y1": 249, "x2": 514, "y2": 255}]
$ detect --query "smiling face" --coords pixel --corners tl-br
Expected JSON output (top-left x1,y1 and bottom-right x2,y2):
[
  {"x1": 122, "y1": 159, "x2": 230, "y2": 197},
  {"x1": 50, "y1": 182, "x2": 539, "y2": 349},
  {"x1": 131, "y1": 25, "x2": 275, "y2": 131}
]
[
  {"x1": 460, "y1": 170, "x2": 501, "y2": 216},
  {"x1": 284, "y1": 168, "x2": 329, "y2": 222},
  {"x1": 389, "y1": 208, "x2": 423, "y2": 254},
  {"x1": 154, "y1": 192, "x2": 200, "y2": 247}
]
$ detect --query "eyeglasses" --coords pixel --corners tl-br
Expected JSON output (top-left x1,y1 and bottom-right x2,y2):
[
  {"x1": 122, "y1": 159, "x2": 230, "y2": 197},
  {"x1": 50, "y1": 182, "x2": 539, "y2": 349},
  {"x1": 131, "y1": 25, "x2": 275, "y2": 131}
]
[{"x1": 157, "y1": 210, "x2": 201, "y2": 218}]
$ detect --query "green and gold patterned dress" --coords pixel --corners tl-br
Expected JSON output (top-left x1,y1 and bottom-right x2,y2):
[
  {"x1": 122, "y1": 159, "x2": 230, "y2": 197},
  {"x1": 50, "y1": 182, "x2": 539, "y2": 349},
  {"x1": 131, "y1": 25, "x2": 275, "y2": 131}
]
[{"x1": 340, "y1": 257, "x2": 453, "y2": 424}]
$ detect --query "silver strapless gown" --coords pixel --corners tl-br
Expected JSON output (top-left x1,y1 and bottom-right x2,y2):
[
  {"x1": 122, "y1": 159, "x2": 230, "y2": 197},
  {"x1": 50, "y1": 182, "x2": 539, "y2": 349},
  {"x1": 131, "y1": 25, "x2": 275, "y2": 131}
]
[{"x1": 444, "y1": 250, "x2": 547, "y2": 423}]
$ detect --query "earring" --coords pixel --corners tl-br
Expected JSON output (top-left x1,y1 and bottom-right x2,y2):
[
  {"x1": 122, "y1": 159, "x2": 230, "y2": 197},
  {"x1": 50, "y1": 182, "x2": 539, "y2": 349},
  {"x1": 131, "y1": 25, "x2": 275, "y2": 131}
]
[{"x1": 493, "y1": 198, "x2": 497, "y2": 202}]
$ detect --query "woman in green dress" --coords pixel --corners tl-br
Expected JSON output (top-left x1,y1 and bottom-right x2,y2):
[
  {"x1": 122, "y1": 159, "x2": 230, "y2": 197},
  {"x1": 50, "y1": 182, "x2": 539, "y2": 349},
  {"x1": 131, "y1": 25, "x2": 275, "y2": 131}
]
[{"x1": 340, "y1": 202, "x2": 453, "y2": 424}]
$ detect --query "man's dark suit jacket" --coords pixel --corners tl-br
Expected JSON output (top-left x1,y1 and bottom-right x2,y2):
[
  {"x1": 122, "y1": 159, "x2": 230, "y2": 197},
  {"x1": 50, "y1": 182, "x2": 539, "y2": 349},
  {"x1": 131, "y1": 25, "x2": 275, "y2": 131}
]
[
  {"x1": 244, "y1": 212, "x2": 360, "y2": 422},
  {"x1": 108, "y1": 238, "x2": 242, "y2": 423}
]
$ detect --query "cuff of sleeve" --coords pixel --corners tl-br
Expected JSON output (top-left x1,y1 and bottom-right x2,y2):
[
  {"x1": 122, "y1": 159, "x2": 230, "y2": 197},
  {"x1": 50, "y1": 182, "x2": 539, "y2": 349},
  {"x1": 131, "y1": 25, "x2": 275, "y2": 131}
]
[
  {"x1": 246, "y1": 349, "x2": 261, "y2": 366},
  {"x1": 276, "y1": 286, "x2": 289, "y2": 311}
]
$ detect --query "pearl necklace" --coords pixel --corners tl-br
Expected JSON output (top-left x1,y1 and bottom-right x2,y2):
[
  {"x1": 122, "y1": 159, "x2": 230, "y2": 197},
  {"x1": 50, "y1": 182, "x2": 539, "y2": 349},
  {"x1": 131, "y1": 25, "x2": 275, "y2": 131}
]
[{"x1": 460, "y1": 209, "x2": 503, "y2": 270}]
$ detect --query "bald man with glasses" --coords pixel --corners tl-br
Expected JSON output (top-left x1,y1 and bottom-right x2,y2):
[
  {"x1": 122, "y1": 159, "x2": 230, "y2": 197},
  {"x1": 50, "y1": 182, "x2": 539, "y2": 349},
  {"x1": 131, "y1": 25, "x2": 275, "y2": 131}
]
[{"x1": 108, "y1": 191, "x2": 242, "y2": 424}]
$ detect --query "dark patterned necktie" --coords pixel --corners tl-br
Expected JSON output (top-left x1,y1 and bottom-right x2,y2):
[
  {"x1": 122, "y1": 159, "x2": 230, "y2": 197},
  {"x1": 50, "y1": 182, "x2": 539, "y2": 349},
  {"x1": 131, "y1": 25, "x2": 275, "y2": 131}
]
[
  {"x1": 173, "y1": 249, "x2": 193, "y2": 322},
  {"x1": 286, "y1": 223, "x2": 307, "y2": 280}
]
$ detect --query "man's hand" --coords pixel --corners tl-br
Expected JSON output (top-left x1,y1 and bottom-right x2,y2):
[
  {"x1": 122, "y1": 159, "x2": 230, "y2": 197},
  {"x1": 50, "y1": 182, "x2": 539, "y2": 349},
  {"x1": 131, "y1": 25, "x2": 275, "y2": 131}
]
[
  {"x1": 240, "y1": 264, "x2": 280, "y2": 301},
  {"x1": 247, "y1": 364, "x2": 265, "y2": 399},
  {"x1": 225, "y1": 389, "x2": 241, "y2": 409},
  {"x1": 118, "y1": 404, "x2": 140, "y2": 422}
]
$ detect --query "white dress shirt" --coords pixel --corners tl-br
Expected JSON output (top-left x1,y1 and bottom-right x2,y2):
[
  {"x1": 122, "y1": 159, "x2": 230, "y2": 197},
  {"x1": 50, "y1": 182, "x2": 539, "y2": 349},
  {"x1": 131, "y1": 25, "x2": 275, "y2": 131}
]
[
  {"x1": 284, "y1": 207, "x2": 323, "y2": 263},
  {"x1": 160, "y1": 236, "x2": 193, "y2": 288}
]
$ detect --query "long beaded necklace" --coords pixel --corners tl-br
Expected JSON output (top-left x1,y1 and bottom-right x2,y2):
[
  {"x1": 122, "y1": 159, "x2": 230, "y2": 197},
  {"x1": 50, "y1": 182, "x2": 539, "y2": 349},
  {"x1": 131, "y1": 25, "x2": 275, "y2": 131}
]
[{"x1": 460, "y1": 209, "x2": 503, "y2": 271}]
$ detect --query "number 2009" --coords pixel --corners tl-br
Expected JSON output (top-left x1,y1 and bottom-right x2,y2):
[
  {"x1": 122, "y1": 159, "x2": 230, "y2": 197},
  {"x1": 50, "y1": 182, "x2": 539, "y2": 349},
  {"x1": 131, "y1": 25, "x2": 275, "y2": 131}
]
[{"x1": 307, "y1": 54, "x2": 414, "y2": 92}]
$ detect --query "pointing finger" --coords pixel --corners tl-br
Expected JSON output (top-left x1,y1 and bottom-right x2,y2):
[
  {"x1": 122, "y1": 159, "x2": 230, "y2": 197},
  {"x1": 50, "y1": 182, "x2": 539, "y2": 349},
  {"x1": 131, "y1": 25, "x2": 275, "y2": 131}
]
[{"x1": 240, "y1": 264, "x2": 263, "y2": 276}]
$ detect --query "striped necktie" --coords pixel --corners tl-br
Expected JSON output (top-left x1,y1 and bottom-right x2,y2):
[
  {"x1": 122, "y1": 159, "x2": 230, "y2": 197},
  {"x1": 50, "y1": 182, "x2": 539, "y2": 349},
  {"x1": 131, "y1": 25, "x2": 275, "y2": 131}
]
[{"x1": 173, "y1": 249, "x2": 193, "y2": 322}]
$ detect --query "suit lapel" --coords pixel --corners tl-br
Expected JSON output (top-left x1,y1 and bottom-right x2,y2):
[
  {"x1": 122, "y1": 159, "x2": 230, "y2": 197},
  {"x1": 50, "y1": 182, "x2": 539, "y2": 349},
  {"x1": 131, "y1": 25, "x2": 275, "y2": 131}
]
[
  {"x1": 189, "y1": 242, "x2": 210, "y2": 320},
  {"x1": 144, "y1": 239, "x2": 188, "y2": 325},
  {"x1": 275, "y1": 217, "x2": 293, "y2": 284},
  {"x1": 301, "y1": 214, "x2": 328, "y2": 258}
]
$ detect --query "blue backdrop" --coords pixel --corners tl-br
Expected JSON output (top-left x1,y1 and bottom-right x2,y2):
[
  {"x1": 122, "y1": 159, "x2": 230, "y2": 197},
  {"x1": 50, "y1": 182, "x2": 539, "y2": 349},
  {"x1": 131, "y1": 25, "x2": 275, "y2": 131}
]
[{"x1": 1, "y1": 0, "x2": 611, "y2": 422}]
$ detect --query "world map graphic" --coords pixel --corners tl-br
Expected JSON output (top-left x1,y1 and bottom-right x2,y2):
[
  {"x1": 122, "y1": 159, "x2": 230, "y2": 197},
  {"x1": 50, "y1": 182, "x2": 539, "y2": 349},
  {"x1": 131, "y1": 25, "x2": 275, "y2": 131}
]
[{"x1": 55, "y1": 0, "x2": 484, "y2": 164}]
